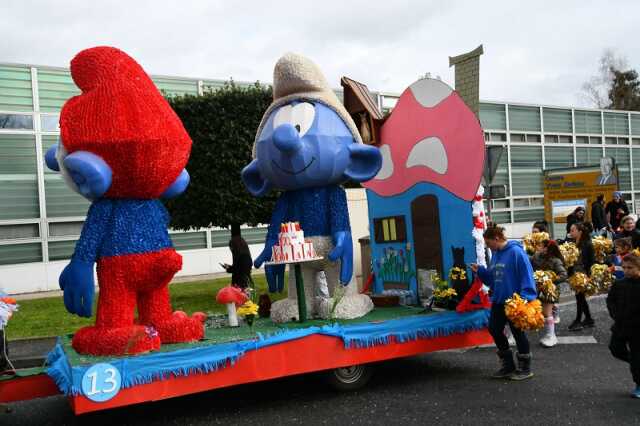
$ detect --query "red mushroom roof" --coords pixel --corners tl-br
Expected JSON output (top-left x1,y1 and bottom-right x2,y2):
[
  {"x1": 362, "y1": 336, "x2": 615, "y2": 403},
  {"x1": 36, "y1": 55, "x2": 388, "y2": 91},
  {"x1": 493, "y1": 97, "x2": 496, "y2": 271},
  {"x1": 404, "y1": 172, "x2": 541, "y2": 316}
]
[
  {"x1": 216, "y1": 286, "x2": 249, "y2": 306},
  {"x1": 362, "y1": 78, "x2": 484, "y2": 201}
]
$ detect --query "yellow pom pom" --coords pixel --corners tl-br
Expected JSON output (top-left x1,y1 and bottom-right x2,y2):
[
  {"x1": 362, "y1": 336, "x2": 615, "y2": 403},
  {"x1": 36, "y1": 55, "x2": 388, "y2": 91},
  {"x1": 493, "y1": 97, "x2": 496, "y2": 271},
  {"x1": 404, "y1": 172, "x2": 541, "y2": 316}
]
[
  {"x1": 504, "y1": 293, "x2": 544, "y2": 331},
  {"x1": 559, "y1": 242, "x2": 580, "y2": 267}
]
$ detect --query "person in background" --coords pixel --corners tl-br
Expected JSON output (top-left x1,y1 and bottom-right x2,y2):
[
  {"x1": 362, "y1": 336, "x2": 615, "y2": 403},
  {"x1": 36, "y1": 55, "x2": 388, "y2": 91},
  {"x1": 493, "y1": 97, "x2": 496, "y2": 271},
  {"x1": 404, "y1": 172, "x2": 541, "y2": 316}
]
[
  {"x1": 606, "y1": 253, "x2": 640, "y2": 398},
  {"x1": 532, "y1": 220, "x2": 548, "y2": 234},
  {"x1": 530, "y1": 239, "x2": 567, "y2": 348},
  {"x1": 591, "y1": 195, "x2": 607, "y2": 232},
  {"x1": 614, "y1": 215, "x2": 640, "y2": 249},
  {"x1": 566, "y1": 207, "x2": 585, "y2": 235},
  {"x1": 471, "y1": 225, "x2": 537, "y2": 381},
  {"x1": 606, "y1": 192, "x2": 629, "y2": 232},
  {"x1": 221, "y1": 234, "x2": 253, "y2": 289},
  {"x1": 568, "y1": 223, "x2": 596, "y2": 331},
  {"x1": 610, "y1": 238, "x2": 632, "y2": 280}
]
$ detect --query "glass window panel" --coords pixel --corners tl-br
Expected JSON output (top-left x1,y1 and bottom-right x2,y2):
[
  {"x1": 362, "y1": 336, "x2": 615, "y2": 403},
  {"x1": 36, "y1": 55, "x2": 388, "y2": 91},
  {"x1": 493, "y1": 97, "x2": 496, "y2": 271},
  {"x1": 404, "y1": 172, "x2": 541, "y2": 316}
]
[
  {"x1": 633, "y1": 138, "x2": 640, "y2": 146},
  {"x1": 603, "y1": 112, "x2": 629, "y2": 135},
  {"x1": 0, "y1": 179, "x2": 39, "y2": 219},
  {"x1": 511, "y1": 133, "x2": 525, "y2": 142},
  {"x1": 48, "y1": 221, "x2": 84, "y2": 237},
  {"x1": 575, "y1": 147, "x2": 603, "y2": 166},
  {"x1": 631, "y1": 114, "x2": 640, "y2": 135},
  {"x1": 542, "y1": 108, "x2": 572, "y2": 133},
  {"x1": 589, "y1": 136, "x2": 602, "y2": 144},
  {"x1": 0, "y1": 113, "x2": 33, "y2": 130},
  {"x1": 632, "y1": 150, "x2": 640, "y2": 194},
  {"x1": 576, "y1": 136, "x2": 588, "y2": 144},
  {"x1": 574, "y1": 110, "x2": 602, "y2": 134},
  {"x1": 242, "y1": 227, "x2": 268, "y2": 245},
  {"x1": 479, "y1": 103, "x2": 506, "y2": 130},
  {"x1": 0, "y1": 223, "x2": 39, "y2": 240},
  {"x1": 514, "y1": 208, "x2": 545, "y2": 223},
  {"x1": 544, "y1": 135, "x2": 558, "y2": 144},
  {"x1": 37, "y1": 69, "x2": 80, "y2": 112},
  {"x1": 489, "y1": 211, "x2": 511, "y2": 225},
  {"x1": 40, "y1": 114, "x2": 60, "y2": 131},
  {"x1": 489, "y1": 133, "x2": 507, "y2": 142},
  {"x1": 526, "y1": 134, "x2": 541, "y2": 143},
  {"x1": 492, "y1": 199, "x2": 510, "y2": 209},
  {"x1": 0, "y1": 134, "x2": 37, "y2": 174},
  {"x1": 152, "y1": 77, "x2": 199, "y2": 97},
  {"x1": 42, "y1": 135, "x2": 59, "y2": 174},
  {"x1": 545, "y1": 146, "x2": 573, "y2": 169},
  {"x1": 605, "y1": 147, "x2": 631, "y2": 191},
  {"x1": 44, "y1": 175, "x2": 90, "y2": 217},
  {"x1": 510, "y1": 146, "x2": 543, "y2": 195},
  {"x1": 605, "y1": 137, "x2": 617, "y2": 145},
  {"x1": 0, "y1": 242, "x2": 42, "y2": 265},
  {"x1": 530, "y1": 198, "x2": 544, "y2": 207},
  {"x1": 0, "y1": 65, "x2": 34, "y2": 111},
  {"x1": 513, "y1": 198, "x2": 529, "y2": 207},
  {"x1": 492, "y1": 148, "x2": 510, "y2": 196},
  {"x1": 508, "y1": 105, "x2": 541, "y2": 132},
  {"x1": 48, "y1": 240, "x2": 77, "y2": 261},
  {"x1": 170, "y1": 231, "x2": 208, "y2": 251}
]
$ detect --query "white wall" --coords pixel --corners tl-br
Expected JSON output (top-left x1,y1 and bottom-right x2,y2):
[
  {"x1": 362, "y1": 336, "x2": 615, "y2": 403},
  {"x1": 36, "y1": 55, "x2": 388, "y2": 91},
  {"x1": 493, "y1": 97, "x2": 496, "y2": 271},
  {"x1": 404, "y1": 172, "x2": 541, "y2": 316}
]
[{"x1": 1, "y1": 188, "x2": 372, "y2": 295}]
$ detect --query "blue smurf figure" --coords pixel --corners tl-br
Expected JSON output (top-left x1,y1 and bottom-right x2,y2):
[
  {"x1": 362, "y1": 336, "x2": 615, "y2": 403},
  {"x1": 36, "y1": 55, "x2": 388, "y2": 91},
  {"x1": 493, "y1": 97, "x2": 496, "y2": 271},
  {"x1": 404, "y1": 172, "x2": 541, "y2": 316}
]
[{"x1": 241, "y1": 53, "x2": 382, "y2": 322}]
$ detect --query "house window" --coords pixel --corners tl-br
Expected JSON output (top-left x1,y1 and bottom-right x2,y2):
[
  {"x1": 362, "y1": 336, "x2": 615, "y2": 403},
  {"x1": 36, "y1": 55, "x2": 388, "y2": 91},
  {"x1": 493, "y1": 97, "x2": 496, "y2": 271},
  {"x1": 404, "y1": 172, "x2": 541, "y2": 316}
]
[{"x1": 374, "y1": 216, "x2": 407, "y2": 243}]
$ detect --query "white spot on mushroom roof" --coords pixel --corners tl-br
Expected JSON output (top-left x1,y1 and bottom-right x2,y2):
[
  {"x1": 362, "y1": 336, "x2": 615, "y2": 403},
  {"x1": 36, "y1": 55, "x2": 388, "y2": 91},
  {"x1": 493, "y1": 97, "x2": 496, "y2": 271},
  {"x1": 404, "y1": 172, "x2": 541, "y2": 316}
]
[
  {"x1": 406, "y1": 136, "x2": 448, "y2": 174},
  {"x1": 374, "y1": 144, "x2": 394, "y2": 180},
  {"x1": 409, "y1": 78, "x2": 453, "y2": 108}
]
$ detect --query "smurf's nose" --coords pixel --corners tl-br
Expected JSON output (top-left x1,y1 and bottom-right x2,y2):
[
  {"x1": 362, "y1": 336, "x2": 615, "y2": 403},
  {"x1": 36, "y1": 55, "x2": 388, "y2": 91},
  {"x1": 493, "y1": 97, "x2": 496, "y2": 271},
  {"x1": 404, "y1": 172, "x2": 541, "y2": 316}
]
[{"x1": 273, "y1": 124, "x2": 302, "y2": 154}]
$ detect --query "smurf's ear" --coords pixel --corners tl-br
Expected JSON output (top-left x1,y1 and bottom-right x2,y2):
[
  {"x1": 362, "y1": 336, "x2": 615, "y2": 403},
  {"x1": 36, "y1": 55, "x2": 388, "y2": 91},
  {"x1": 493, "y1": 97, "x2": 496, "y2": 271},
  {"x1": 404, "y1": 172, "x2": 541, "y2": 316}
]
[
  {"x1": 343, "y1": 144, "x2": 383, "y2": 182},
  {"x1": 45, "y1": 144, "x2": 60, "y2": 171},
  {"x1": 63, "y1": 151, "x2": 112, "y2": 199},
  {"x1": 241, "y1": 159, "x2": 271, "y2": 197},
  {"x1": 161, "y1": 169, "x2": 190, "y2": 198}
]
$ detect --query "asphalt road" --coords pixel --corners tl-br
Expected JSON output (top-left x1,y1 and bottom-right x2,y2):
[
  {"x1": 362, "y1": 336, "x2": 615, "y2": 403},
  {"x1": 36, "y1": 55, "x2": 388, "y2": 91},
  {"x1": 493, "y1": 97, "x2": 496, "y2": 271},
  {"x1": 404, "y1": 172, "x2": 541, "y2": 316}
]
[{"x1": 3, "y1": 296, "x2": 640, "y2": 426}]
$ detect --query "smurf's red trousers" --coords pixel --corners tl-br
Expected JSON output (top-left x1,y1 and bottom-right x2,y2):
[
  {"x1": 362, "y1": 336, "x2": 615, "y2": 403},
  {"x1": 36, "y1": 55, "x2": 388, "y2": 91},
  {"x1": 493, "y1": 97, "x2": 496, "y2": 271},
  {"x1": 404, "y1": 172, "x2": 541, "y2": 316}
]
[{"x1": 72, "y1": 249, "x2": 204, "y2": 356}]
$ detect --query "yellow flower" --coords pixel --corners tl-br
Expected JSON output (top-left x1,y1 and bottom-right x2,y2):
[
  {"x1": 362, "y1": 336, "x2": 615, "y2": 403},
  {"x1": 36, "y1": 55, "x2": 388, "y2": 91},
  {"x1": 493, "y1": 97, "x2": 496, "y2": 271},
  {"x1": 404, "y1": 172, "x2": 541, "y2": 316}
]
[
  {"x1": 448, "y1": 267, "x2": 467, "y2": 281},
  {"x1": 237, "y1": 301, "x2": 259, "y2": 317}
]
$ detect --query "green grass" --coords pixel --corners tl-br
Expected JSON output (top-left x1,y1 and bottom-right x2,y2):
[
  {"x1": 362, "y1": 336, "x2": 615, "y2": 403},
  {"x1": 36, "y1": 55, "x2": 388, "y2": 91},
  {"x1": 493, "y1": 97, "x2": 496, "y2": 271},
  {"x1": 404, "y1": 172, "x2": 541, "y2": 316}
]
[{"x1": 6, "y1": 274, "x2": 288, "y2": 340}]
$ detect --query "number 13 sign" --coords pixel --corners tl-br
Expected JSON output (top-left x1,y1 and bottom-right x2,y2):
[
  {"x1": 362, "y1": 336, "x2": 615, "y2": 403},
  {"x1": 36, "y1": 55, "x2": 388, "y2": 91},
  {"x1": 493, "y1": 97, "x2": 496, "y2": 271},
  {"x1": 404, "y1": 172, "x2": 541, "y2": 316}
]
[{"x1": 81, "y1": 363, "x2": 122, "y2": 402}]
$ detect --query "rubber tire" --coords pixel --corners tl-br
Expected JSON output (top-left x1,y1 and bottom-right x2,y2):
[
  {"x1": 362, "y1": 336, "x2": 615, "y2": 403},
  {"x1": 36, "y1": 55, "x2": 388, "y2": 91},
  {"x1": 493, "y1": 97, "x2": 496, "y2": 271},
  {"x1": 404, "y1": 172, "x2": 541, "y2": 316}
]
[{"x1": 325, "y1": 364, "x2": 374, "y2": 391}]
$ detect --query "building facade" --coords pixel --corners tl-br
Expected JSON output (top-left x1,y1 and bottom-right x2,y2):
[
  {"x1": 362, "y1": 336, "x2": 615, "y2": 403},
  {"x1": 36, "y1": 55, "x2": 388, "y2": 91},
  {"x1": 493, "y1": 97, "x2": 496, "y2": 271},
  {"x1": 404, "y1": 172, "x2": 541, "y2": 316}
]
[{"x1": 2, "y1": 62, "x2": 640, "y2": 293}]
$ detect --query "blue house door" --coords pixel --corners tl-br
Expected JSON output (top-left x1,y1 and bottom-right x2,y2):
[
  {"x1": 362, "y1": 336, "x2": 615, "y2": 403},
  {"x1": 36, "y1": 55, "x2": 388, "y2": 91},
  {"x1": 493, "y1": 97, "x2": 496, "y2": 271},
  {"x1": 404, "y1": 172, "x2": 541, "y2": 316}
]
[{"x1": 411, "y1": 195, "x2": 443, "y2": 275}]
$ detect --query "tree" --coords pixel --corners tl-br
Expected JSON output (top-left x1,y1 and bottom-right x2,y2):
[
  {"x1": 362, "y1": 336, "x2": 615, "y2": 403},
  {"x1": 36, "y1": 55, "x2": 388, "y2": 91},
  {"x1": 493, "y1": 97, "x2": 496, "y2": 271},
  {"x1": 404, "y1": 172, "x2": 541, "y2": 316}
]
[
  {"x1": 581, "y1": 49, "x2": 627, "y2": 108},
  {"x1": 608, "y1": 68, "x2": 640, "y2": 111},
  {"x1": 165, "y1": 82, "x2": 278, "y2": 235}
]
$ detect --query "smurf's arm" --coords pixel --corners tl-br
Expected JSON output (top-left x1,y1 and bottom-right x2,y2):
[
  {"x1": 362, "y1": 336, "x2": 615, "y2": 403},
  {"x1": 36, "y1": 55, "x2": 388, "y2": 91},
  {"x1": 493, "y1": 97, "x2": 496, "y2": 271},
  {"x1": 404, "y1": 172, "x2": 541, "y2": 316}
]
[
  {"x1": 59, "y1": 199, "x2": 113, "y2": 317},
  {"x1": 327, "y1": 186, "x2": 353, "y2": 284},
  {"x1": 255, "y1": 194, "x2": 288, "y2": 292}
]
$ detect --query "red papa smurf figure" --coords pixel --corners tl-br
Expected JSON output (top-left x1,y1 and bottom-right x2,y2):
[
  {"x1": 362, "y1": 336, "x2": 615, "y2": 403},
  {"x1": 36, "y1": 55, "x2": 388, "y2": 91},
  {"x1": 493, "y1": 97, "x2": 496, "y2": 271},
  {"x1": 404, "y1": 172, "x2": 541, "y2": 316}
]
[{"x1": 45, "y1": 46, "x2": 204, "y2": 356}]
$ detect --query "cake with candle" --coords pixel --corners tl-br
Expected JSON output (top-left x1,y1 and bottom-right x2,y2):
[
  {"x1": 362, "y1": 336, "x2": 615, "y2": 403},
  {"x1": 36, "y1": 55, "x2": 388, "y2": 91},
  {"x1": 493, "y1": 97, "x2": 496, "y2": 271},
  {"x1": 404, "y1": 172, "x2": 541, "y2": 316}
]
[{"x1": 271, "y1": 222, "x2": 317, "y2": 263}]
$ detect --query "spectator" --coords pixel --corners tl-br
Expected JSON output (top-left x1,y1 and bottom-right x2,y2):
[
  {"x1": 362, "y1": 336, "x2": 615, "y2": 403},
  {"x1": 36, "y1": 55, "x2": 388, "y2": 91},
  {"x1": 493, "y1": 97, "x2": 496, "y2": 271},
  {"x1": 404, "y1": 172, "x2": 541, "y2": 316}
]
[
  {"x1": 606, "y1": 192, "x2": 629, "y2": 232},
  {"x1": 567, "y1": 223, "x2": 596, "y2": 331},
  {"x1": 606, "y1": 253, "x2": 640, "y2": 398},
  {"x1": 591, "y1": 195, "x2": 607, "y2": 232},
  {"x1": 610, "y1": 238, "x2": 632, "y2": 280},
  {"x1": 532, "y1": 220, "x2": 548, "y2": 234},
  {"x1": 221, "y1": 235, "x2": 253, "y2": 289},
  {"x1": 566, "y1": 207, "x2": 585, "y2": 235},
  {"x1": 471, "y1": 225, "x2": 537, "y2": 381},
  {"x1": 614, "y1": 215, "x2": 640, "y2": 249}
]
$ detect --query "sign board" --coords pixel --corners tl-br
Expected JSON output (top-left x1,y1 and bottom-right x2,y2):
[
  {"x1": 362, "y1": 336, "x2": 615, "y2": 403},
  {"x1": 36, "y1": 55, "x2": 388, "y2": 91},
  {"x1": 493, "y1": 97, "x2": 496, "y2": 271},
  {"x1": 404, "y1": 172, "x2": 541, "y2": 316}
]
[{"x1": 543, "y1": 158, "x2": 618, "y2": 238}]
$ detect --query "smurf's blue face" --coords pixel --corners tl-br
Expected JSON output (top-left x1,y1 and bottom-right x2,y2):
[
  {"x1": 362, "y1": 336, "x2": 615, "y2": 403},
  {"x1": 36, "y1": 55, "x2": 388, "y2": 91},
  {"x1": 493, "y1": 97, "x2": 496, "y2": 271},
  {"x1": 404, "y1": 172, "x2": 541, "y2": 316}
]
[
  {"x1": 241, "y1": 100, "x2": 382, "y2": 196},
  {"x1": 255, "y1": 101, "x2": 353, "y2": 190}
]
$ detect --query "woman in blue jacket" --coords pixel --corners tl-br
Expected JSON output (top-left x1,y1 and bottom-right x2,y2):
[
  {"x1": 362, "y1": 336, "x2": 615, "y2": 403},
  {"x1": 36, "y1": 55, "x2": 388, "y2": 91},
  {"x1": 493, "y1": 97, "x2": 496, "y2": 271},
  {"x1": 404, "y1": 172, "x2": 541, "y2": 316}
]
[{"x1": 471, "y1": 225, "x2": 537, "y2": 381}]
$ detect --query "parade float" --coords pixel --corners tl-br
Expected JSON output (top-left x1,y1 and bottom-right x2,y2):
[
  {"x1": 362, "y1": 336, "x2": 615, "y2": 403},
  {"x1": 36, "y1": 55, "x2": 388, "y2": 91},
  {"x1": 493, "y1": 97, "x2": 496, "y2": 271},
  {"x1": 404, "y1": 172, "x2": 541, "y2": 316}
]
[{"x1": 0, "y1": 48, "x2": 492, "y2": 415}]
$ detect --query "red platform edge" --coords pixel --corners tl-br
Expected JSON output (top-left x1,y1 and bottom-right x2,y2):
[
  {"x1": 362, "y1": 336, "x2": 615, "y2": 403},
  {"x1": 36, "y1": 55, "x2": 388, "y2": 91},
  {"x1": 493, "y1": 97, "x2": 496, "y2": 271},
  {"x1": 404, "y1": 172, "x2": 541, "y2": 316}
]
[
  {"x1": 70, "y1": 329, "x2": 492, "y2": 414},
  {"x1": 0, "y1": 373, "x2": 60, "y2": 403}
]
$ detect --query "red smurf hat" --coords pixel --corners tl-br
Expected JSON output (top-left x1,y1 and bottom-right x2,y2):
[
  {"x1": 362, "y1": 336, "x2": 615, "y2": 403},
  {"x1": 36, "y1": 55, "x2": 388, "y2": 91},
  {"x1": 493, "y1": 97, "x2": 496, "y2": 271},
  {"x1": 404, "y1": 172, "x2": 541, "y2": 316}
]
[{"x1": 60, "y1": 46, "x2": 192, "y2": 199}]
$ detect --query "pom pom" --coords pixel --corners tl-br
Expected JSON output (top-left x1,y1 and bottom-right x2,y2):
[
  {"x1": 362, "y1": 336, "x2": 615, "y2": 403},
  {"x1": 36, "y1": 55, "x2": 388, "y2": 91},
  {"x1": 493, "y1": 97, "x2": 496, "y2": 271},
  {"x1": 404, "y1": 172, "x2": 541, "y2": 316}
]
[
  {"x1": 590, "y1": 264, "x2": 614, "y2": 293},
  {"x1": 522, "y1": 232, "x2": 550, "y2": 254},
  {"x1": 568, "y1": 272, "x2": 598, "y2": 296},
  {"x1": 504, "y1": 293, "x2": 544, "y2": 331},
  {"x1": 592, "y1": 236, "x2": 613, "y2": 264},
  {"x1": 533, "y1": 270, "x2": 559, "y2": 301},
  {"x1": 559, "y1": 242, "x2": 580, "y2": 267}
]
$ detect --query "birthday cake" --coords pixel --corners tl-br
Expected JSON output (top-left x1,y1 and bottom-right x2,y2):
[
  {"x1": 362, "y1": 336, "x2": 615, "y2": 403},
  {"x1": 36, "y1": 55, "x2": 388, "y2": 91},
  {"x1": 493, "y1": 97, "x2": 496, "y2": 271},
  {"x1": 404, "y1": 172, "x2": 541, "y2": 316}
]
[{"x1": 271, "y1": 222, "x2": 317, "y2": 263}]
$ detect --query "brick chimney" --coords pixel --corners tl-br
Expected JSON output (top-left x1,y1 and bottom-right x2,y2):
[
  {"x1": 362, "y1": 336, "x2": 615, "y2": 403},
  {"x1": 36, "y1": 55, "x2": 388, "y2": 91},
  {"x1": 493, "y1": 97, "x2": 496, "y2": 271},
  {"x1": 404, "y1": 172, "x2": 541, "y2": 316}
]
[{"x1": 449, "y1": 45, "x2": 483, "y2": 117}]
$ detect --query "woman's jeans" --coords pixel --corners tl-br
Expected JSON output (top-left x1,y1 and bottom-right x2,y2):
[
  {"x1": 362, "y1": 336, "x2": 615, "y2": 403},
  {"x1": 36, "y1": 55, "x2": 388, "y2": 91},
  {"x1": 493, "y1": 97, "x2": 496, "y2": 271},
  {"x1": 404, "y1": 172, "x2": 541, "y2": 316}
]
[
  {"x1": 489, "y1": 303, "x2": 530, "y2": 354},
  {"x1": 575, "y1": 293, "x2": 592, "y2": 322}
]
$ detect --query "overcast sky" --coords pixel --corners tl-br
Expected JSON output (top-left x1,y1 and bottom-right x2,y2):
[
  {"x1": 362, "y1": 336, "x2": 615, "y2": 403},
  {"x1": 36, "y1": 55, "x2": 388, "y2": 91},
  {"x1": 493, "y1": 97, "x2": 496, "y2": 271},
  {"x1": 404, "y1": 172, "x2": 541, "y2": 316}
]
[{"x1": 3, "y1": 0, "x2": 639, "y2": 107}]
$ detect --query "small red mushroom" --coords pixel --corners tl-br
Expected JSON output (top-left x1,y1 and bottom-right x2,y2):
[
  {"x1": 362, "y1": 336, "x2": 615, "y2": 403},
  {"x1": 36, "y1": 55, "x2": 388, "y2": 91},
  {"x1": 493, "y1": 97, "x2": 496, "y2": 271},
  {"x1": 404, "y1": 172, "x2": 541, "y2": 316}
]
[{"x1": 216, "y1": 286, "x2": 249, "y2": 327}]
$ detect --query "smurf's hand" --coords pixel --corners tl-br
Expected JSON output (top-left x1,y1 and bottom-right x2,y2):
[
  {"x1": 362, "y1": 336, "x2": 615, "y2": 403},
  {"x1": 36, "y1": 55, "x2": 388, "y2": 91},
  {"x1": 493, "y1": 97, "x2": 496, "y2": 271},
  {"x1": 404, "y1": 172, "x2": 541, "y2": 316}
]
[
  {"x1": 328, "y1": 231, "x2": 353, "y2": 285},
  {"x1": 59, "y1": 260, "x2": 95, "y2": 318}
]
